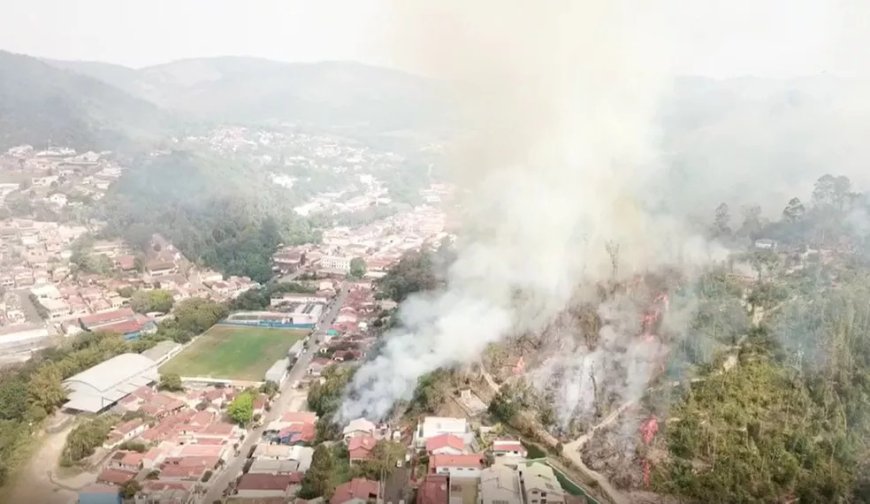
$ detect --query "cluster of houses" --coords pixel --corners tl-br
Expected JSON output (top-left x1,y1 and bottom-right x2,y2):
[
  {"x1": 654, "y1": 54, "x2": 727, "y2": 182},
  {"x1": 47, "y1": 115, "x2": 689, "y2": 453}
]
[
  {"x1": 226, "y1": 411, "x2": 319, "y2": 499},
  {"x1": 412, "y1": 417, "x2": 575, "y2": 504},
  {"x1": 0, "y1": 145, "x2": 121, "y2": 209},
  {"x1": 0, "y1": 228, "x2": 257, "y2": 358},
  {"x1": 274, "y1": 195, "x2": 449, "y2": 279},
  {"x1": 306, "y1": 284, "x2": 382, "y2": 377},
  {"x1": 78, "y1": 384, "x2": 257, "y2": 504}
]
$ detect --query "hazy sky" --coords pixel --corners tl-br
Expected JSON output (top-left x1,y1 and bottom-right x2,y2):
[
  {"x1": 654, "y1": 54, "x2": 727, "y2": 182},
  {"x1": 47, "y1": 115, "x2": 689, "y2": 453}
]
[{"x1": 0, "y1": 0, "x2": 865, "y2": 78}]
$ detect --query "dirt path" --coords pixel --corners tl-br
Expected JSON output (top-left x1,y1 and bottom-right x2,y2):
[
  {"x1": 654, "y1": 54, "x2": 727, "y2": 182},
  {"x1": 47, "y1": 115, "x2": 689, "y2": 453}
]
[
  {"x1": 5, "y1": 422, "x2": 79, "y2": 504},
  {"x1": 479, "y1": 362, "x2": 501, "y2": 393},
  {"x1": 561, "y1": 401, "x2": 636, "y2": 504}
]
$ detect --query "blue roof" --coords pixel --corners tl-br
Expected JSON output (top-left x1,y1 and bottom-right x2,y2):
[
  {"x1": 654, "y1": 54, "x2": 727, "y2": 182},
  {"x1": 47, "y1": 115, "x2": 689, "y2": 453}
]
[{"x1": 78, "y1": 489, "x2": 121, "y2": 504}]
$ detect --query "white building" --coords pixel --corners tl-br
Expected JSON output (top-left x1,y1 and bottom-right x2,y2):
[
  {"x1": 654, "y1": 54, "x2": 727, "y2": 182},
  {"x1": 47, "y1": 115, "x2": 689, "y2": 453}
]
[
  {"x1": 252, "y1": 444, "x2": 313, "y2": 471},
  {"x1": 320, "y1": 255, "x2": 352, "y2": 273},
  {"x1": 429, "y1": 454, "x2": 484, "y2": 479},
  {"x1": 343, "y1": 418, "x2": 377, "y2": 442},
  {"x1": 414, "y1": 416, "x2": 469, "y2": 447},
  {"x1": 63, "y1": 353, "x2": 159, "y2": 413},
  {"x1": 264, "y1": 358, "x2": 290, "y2": 385}
]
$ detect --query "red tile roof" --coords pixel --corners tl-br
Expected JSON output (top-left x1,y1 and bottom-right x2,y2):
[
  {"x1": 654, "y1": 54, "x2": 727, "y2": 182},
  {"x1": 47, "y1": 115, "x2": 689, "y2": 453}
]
[
  {"x1": 492, "y1": 439, "x2": 525, "y2": 452},
  {"x1": 429, "y1": 454, "x2": 483, "y2": 470},
  {"x1": 280, "y1": 411, "x2": 318, "y2": 424},
  {"x1": 236, "y1": 473, "x2": 297, "y2": 491},
  {"x1": 416, "y1": 475, "x2": 448, "y2": 504},
  {"x1": 97, "y1": 468, "x2": 136, "y2": 485},
  {"x1": 113, "y1": 418, "x2": 144, "y2": 435},
  {"x1": 348, "y1": 435, "x2": 377, "y2": 460},
  {"x1": 425, "y1": 434, "x2": 464, "y2": 454},
  {"x1": 330, "y1": 478, "x2": 380, "y2": 504},
  {"x1": 79, "y1": 307, "x2": 135, "y2": 326},
  {"x1": 98, "y1": 318, "x2": 147, "y2": 335}
]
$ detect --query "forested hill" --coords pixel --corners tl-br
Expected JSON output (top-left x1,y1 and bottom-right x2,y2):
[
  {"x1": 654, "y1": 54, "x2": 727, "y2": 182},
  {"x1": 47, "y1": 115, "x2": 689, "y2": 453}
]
[
  {"x1": 46, "y1": 56, "x2": 447, "y2": 137},
  {"x1": 0, "y1": 51, "x2": 173, "y2": 151},
  {"x1": 647, "y1": 175, "x2": 870, "y2": 502},
  {"x1": 0, "y1": 51, "x2": 446, "y2": 151},
  {"x1": 99, "y1": 151, "x2": 320, "y2": 283}
]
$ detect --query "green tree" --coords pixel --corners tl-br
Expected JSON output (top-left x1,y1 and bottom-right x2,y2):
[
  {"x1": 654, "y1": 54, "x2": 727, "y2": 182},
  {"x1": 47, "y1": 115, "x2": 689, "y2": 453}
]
[
  {"x1": 130, "y1": 289, "x2": 174, "y2": 314},
  {"x1": 298, "y1": 444, "x2": 336, "y2": 498},
  {"x1": 0, "y1": 377, "x2": 29, "y2": 420},
  {"x1": 408, "y1": 370, "x2": 448, "y2": 414},
  {"x1": 489, "y1": 388, "x2": 519, "y2": 423},
  {"x1": 28, "y1": 364, "x2": 66, "y2": 414},
  {"x1": 376, "y1": 250, "x2": 439, "y2": 302},
  {"x1": 61, "y1": 416, "x2": 117, "y2": 466},
  {"x1": 227, "y1": 391, "x2": 253, "y2": 426},
  {"x1": 354, "y1": 441, "x2": 406, "y2": 480},
  {"x1": 120, "y1": 479, "x2": 141, "y2": 499},
  {"x1": 172, "y1": 298, "x2": 228, "y2": 334},
  {"x1": 259, "y1": 381, "x2": 279, "y2": 397},
  {"x1": 158, "y1": 373, "x2": 183, "y2": 392},
  {"x1": 349, "y1": 257, "x2": 367, "y2": 279},
  {"x1": 307, "y1": 366, "x2": 355, "y2": 418}
]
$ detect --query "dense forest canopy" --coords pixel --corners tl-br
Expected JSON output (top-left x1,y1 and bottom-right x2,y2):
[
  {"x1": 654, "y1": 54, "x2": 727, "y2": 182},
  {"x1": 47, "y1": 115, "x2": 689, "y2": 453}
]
[
  {"x1": 98, "y1": 151, "x2": 320, "y2": 282},
  {"x1": 647, "y1": 174, "x2": 870, "y2": 503}
]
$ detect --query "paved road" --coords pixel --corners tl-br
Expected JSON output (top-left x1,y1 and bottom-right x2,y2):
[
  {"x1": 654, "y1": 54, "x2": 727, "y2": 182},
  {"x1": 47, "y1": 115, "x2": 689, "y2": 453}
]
[
  {"x1": 202, "y1": 282, "x2": 348, "y2": 503},
  {"x1": 383, "y1": 466, "x2": 410, "y2": 504}
]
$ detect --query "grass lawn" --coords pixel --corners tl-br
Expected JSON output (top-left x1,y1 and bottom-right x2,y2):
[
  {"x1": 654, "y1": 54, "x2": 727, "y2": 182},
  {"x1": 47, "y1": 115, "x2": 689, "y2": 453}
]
[{"x1": 160, "y1": 324, "x2": 306, "y2": 381}]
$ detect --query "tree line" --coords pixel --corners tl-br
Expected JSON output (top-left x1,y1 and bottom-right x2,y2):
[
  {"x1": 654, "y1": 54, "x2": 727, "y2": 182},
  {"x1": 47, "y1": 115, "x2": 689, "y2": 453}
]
[{"x1": 652, "y1": 173, "x2": 870, "y2": 502}]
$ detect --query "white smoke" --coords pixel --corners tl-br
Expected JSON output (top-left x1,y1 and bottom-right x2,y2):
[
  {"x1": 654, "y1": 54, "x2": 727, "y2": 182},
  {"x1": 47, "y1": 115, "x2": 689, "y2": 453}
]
[{"x1": 339, "y1": 1, "x2": 730, "y2": 421}]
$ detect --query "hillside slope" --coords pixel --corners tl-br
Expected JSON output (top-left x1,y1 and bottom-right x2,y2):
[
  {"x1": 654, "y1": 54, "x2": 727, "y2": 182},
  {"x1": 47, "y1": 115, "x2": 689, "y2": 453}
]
[
  {"x1": 47, "y1": 56, "x2": 446, "y2": 135},
  {"x1": 0, "y1": 51, "x2": 172, "y2": 151}
]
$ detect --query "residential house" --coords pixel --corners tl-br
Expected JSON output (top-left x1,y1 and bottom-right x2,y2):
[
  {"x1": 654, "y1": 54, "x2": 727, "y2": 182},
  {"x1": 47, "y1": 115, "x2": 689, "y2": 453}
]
[
  {"x1": 96, "y1": 468, "x2": 136, "y2": 486},
  {"x1": 478, "y1": 465, "x2": 523, "y2": 504},
  {"x1": 416, "y1": 475, "x2": 448, "y2": 504},
  {"x1": 235, "y1": 473, "x2": 303, "y2": 499},
  {"x1": 158, "y1": 456, "x2": 219, "y2": 481},
  {"x1": 142, "y1": 447, "x2": 166, "y2": 470},
  {"x1": 248, "y1": 458, "x2": 302, "y2": 475},
  {"x1": 146, "y1": 261, "x2": 176, "y2": 277},
  {"x1": 107, "y1": 451, "x2": 144, "y2": 473},
  {"x1": 492, "y1": 439, "x2": 527, "y2": 460},
  {"x1": 135, "y1": 480, "x2": 195, "y2": 504},
  {"x1": 429, "y1": 454, "x2": 484, "y2": 479},
  {"x1": 414, "y1": 417, "x2": 469, "y2": 448},
  {"x1": 104, "y1": 418, "x2": 146, "y2": 448},
  {"x1": 330, "y1": 478, "x2": 380, "y2": 504},
  {"x1": 425, "y1": 434, "x2": 465, "y2": 456},
  {"x1": 252, "y1": 444, "x2": 313, "y2": 471},
  {"x1": 115, "y1": 255, "x2": 136, "y2": 271},
  {"x1": 348, "y1": 435, "x2": 377, "y2": 464},
  {"x1": 517, "y1": 462, "x2": 567, "y2": 504},
  {"x1": 343, "y1": 418, "x2": 376, "y2": 442}
]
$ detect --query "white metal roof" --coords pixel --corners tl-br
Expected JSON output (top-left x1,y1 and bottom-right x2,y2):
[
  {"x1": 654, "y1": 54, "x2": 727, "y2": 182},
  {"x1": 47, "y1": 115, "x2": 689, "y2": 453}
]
[{"x1": 63, "y1": 353, "x2": 158, "y2": 413}]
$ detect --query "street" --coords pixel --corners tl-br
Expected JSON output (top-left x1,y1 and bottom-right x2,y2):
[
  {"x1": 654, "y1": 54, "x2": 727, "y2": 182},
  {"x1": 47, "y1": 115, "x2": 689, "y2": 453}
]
[
  {"x1": 201, "y1": 282, "x2": 349, "y2": 503},
  {"x1": 383, "y1": 466, "x2": 411, "y2": 504}
]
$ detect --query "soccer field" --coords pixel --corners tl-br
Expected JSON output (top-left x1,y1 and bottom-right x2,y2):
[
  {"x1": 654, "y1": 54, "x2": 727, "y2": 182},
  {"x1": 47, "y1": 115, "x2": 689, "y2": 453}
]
[{"x1": 159, "y1": 324, "x2": 307, "y2": 381}]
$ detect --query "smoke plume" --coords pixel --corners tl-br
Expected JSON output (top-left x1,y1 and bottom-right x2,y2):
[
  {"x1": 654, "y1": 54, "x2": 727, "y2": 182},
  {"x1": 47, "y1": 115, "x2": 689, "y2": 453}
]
[{"x1": 339, "y1": 1, "x2": 729, "y2": 421}]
